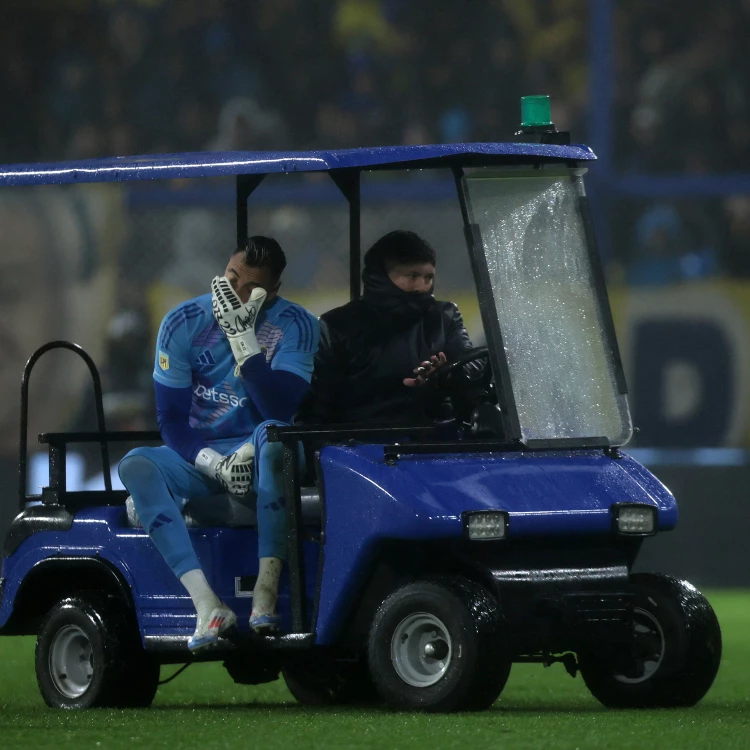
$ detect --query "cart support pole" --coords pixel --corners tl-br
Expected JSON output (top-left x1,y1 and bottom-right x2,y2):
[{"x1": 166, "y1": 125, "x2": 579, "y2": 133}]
[
  {"x1": 282, "y1": 440, "x2": 306, "y2": 632},
  {"x1": 349, "y1": 177, "x2": 361, "y2": 300},
  {"x1": 236, "y1": 174, "x2": 266, "y2": 246},
  {"x1": 329, "y1": 170, "x2": 361, "y2": 300}
]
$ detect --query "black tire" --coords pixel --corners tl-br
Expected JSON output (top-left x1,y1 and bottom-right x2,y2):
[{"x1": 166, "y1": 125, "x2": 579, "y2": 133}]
[
  {"x1": 283, "y1": 651, "x2": 379, "y2": 706},
  {"x1": 578, "y1": 573, "x2": 722, "y2": 708},
  {"x1": 35, "y1": 595, "x2": 160, "y2": 709},
  {"x1": 367, "y1": 578, "x2": 511, "y2": 712}
]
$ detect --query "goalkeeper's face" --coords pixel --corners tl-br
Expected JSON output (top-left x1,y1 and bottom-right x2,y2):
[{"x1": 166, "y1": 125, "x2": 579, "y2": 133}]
[{"x1": 224, "y1": 258, "x2": 280, "y2": 304}]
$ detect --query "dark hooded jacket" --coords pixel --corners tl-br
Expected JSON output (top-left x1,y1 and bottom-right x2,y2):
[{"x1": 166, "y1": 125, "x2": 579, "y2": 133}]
[{"x1": 302, "y1": 267, "x2": 480, "y2": 425}]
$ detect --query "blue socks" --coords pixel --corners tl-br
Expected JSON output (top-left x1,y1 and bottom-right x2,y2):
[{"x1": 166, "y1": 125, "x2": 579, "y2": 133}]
[{"x1": 254, "y1": 428, "x2": 287, "y2": 560}]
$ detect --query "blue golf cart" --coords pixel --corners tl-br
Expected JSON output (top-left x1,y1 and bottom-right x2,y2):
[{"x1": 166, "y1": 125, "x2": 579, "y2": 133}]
[{"x1": 0, "y1": 99, "x2": 721, "y2": 711}]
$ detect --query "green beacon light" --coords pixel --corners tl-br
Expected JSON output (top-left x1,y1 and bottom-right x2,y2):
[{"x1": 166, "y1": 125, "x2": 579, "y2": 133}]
[
  {"x1": 520, "y1": 95, "x2": 553, "y2": 130},
  {"x1": 516, "y1": 94, "x2": 569, "y2": 143}
]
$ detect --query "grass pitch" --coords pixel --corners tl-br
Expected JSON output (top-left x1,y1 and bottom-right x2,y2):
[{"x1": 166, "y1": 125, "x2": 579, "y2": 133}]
[{"x1": 0, "y1": 592, "x2": 748, "y2": 750}]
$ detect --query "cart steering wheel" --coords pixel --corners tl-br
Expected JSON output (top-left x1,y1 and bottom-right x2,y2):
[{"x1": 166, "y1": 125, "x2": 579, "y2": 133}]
[{"x1": 438, "y1": 346, "x2": 490, "y2": 379}]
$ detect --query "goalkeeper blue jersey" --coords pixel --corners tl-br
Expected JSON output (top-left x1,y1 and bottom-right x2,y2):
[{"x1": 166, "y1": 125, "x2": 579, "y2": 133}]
[{"x1": 153, "y1": 293, "x2": 319, "y2": 443}]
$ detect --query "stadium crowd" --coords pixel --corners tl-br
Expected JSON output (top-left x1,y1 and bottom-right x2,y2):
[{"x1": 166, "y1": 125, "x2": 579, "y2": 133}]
[
  {"x1": 0, "y1": 0, "x2": 748, "y2": 282},
  {"x1": 1, "y1": 2, "x2": 747, "y2": 169}
]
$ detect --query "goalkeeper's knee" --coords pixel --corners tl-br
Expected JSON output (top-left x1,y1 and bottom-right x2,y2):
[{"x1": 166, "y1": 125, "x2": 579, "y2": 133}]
[
  {"x1": 119, "y1": 452, "x2": 177, "y2": 533},
  {"x1": 119, "y1": 450, "x2": 165, "y2": 505}
]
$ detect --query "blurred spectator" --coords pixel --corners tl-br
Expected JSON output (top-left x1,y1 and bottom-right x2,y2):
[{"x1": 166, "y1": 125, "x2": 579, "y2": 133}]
[
  {"x1": 314, "y1": 102, "x2": 359, "y2": 149},
  {"x1": 439, "y1": 107, "x2": 473, "y2": 144},
  {"x1": 207, "y1": 97, "x2": 290, "y2": 151},
  {"x1": 721, "y1": 196, "x2": 750, "y2": 277},
  {"x1": 338, "y1": 69, "x2": 386, "y2": 144},
  {"x1": 0, "y1": 184, "x2": 123, "y2": 538},
  {"x1": 46, "y1": 57, "x2": 100, "y2": 142},
  {"x1": 333, "y1": 0, "x2": 401, "y2": 61},
  {"x1": 627, "y1": 203, "x2": 719, "y2": 286},
  {"x1": 201, "y1": 21, "x2": 265, "y2": 104},
  {"x1": 624, "y1": 8, "x2": 749, "y2": 174},
  {"x1": 100, "y1": 309, "x2": 154, "y2": 428}
]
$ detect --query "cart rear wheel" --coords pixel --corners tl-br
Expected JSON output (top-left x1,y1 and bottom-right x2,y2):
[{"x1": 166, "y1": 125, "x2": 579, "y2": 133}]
[{"x1": 36, "y1": 595, "x2": 159, "y2": 709}]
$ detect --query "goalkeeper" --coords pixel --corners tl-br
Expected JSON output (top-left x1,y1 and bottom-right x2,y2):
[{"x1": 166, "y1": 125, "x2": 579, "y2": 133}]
[{"x1": 119, "y1": 236, "x2": 319, "y2": 650}]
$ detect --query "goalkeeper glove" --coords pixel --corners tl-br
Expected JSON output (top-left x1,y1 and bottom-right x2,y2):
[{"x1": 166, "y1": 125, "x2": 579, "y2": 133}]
[
  {"x1": 211, "y1": 276, "x2": 267, "y2": 372},
  {"x1": 195, "y1": 444, "x2": 255, "y2": 496}
]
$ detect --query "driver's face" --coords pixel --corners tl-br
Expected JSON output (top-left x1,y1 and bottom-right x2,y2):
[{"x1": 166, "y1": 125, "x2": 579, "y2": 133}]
[{"x1": 387, "y1": 262, "x2": 435, "y2": 294}]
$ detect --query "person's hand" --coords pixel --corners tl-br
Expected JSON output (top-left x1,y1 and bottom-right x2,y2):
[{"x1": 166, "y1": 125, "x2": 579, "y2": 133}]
[
  {"x1": 403, "y1": 352, "x2": 447, "y2": 387},
  {"x1": 195, "y1": 444, "x2": 255, "y2": 496},
  {"x1": 211, "y1": 276, "x2": 267, "y2": 370}
]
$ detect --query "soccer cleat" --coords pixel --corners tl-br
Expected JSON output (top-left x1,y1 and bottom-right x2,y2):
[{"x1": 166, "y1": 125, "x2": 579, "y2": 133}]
[
  {"x1": 249, "y1": 612, "x2": 282, "y2": 634},
  {"x1": 187, "y1": 605, "x2": 237, "y2": 651}
]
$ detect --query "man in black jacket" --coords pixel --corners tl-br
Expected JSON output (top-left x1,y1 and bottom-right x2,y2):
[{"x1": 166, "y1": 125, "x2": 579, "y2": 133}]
[{"x1": 305, "y1": 230, "x2": 484, "y2": 425}]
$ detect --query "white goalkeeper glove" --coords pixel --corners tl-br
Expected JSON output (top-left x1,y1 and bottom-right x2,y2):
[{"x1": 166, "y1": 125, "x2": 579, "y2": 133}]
[
  {"x1": 211, "y1": 276, "x2": 267, "y2": 373},
  {"x1": 195, "y1": 444, "x2": 255, "y2": 496}
]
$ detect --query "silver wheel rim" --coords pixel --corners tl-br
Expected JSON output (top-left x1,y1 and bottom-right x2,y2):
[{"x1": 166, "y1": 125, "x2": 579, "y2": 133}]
[
  {"x1": 614, "y1": 607, "x2": 665, "y2": 684},
  {"x1": 391, "y1": 612, "x2": 452, "y2": 688},
  {"x1": 49, "y1": 625, "x2": 94, "y2": 699}
]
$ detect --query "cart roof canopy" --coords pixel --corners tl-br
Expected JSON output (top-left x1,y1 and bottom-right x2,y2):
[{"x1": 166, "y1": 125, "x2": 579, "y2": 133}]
[{"x1": 0, "y1": 142, "x2": 595, "y2": 187}]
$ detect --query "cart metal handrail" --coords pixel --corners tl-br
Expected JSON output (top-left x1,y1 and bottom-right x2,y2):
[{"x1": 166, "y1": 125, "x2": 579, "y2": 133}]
[{"x1": 19, "y1": 341, "x2": 111, "y2": 511}]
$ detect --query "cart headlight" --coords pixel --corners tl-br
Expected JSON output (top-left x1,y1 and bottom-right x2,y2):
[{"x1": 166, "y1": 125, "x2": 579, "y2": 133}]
[
  {"x1": 464, "y1": 511, "x2": 508, "y2": 541},
  {"x1": 613, "y1": 504, "x2": 656, "y2": 535}
]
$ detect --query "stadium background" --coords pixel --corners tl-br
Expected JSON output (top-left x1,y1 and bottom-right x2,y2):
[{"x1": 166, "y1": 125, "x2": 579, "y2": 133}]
[{"x1": 1, "y1": 0, "x2": 749, "y2": 584}]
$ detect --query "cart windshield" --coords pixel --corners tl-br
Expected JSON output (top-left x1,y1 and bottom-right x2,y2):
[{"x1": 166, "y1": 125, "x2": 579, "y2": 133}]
[{"x1": 462, "y1": 168, "x2": 632, "y2": 446}]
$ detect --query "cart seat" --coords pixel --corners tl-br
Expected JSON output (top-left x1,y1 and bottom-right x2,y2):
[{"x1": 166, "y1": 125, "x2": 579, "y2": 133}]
[{"x1": 125, "y1": 488, "x2": 322, "y2": 529}]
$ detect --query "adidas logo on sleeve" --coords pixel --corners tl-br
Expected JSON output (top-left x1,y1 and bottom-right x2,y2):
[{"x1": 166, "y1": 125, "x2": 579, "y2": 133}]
[{"x1": 195, "y1": 350, "x2": 216, "y2": 366}]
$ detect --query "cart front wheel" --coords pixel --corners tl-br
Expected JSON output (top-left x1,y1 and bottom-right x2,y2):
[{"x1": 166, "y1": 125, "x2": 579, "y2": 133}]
[
  {"x1": 578, "y1": 573, "x2": 721, "y2": 708},
  {"x1": 367, "y1": 578, "x2": 511, "y2": 712}
]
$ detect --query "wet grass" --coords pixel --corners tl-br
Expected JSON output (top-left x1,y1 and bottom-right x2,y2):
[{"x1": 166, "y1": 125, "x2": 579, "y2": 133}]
[{"x1": 0, "y1": 591, "x2": 748, "y2": 750}]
